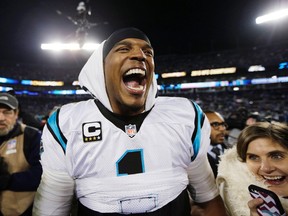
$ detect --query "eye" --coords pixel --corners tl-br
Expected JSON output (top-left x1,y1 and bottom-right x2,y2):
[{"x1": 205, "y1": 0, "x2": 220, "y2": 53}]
[
  {"x1": 3, "y1": 110, "x2": 13, "y2": 115},
  {"x1": 116, "y1": 46, "x2": 130, "y2": 52},
  {"x1": 143, "y1": 49, "x2": 154, "y2": 57},
  {"x1": 247, "y1": 154, "x2": 260, "y2": 161},
  {"x1": 270, "y1": 153, "x2": 284, "y2": 160},
  {"x1": 211, "y1": 122, "x2": 220, "y2": 127}
]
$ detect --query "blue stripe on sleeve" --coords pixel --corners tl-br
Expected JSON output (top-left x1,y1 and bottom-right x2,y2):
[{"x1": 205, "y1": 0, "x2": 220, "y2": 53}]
[
  {"x1": 191, "y1": 101, "x2": 204, "y2": 161},
  {"x1": 47, "y1": 109, "x2": 67, "y2": 153}
]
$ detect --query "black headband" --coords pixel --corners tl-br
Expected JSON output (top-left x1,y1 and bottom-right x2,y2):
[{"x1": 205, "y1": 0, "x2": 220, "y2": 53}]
[{"x1": 103, "y1": 27, "x2": 151, "y2": 60}]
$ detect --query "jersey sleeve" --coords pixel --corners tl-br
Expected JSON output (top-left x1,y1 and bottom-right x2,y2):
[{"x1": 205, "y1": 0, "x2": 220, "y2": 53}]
[
  {"x1": 33, "y1": 109, "x2": 75, "y2": 215},
  {"x1": 33, "y1": 167, "x2": 75, "y2": 216},
  {"x1": 187, "y1": 103, "x2": 219, "y2": 203}
]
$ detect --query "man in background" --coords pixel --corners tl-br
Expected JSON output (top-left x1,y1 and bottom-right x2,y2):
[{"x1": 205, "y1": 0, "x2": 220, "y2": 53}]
[
  {"x1": 7, "y1": 90, "x2": 43, "y2": 130},
  {"x1": 0, "y1": 93, "x2": 42, "y2": 216},
  {"x1": 205, "y1": 110, "x2": 229, "y2": 178}
]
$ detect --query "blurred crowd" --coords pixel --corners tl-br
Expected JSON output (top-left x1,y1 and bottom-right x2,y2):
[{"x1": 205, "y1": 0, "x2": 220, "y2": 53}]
[{"x1": 0, "y1": 41, "x2": 288, "y2": 127}]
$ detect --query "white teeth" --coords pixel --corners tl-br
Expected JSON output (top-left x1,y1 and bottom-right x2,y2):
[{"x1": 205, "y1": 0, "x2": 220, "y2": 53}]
[
  {"x1": 127, "y1": 85, "x2": 144, "y2": 91},
  {"x1": 125, "y1": 68, "x2": 145, "y2": 76},
  {"x1": 264, "y1": 176, "x2": 283, "y2": 180}
]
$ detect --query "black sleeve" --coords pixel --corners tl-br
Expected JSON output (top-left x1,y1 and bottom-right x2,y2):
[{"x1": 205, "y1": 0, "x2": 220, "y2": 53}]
[{"x1": 7, "y1": 126, "x2": 43, "y2": 191}]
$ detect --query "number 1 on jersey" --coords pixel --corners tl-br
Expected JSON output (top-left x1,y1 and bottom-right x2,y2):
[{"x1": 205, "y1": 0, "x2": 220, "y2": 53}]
[{"x1": 116, "y1": 149, "x2": 145, "y2": 176}]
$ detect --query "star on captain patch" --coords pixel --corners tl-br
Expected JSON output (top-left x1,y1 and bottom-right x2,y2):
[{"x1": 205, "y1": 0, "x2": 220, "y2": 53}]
[{"x1": 125, "y1": 124, "x2": 137, "y2": 138}]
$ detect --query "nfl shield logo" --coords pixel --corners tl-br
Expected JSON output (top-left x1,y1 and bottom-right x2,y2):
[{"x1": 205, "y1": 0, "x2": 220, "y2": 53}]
[{"x1": 125, "y1": 124, "x2": 137, "y2": 138}]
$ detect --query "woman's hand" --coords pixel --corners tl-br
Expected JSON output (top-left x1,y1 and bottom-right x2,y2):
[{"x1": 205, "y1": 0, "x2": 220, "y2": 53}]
[{"x1": 247, "y1": 198, "x2": 263, "y2": 216}]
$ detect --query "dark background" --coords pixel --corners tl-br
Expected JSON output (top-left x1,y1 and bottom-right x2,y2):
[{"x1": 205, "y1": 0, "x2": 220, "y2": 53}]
[{"x1": 1, "y1": 0, "x2": 288, "y2": 64}]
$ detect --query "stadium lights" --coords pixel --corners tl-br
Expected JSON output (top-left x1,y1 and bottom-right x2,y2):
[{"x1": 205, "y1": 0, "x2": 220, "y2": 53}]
[
  {"x1": 256, "y1": 8, "x2": 288, "y2": 24},
  {"x1": 21, "y1": 80, "x2": 64, "y2": 86},
  {"x1": 3, "y1": 76, "x2": 288, "y2": 96},
  {"x1": 41, "y1": 42, "x2": 100, "y2": 51},
  {"x1": 248, "y1": 65, "x2": 265, "y2": 72},
  {"x1": 161, "y1": 72, "x2": 186, "y2": 79},
  {"x1": 191, "y1": 67, "x2": 236, "y2": 77}
]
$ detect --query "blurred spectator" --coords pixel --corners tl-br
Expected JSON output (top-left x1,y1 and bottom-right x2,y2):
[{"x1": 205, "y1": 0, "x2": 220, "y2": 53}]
[
  {"x1": 18, "y1": 105, "x2": 44, "y2": 130},
  {"x1": 205, "y1": 110, "x2": 229, "y2": 178},
  {"x1": 226, "y1": 107, "x2": 248, "y2": 131},
  {"x1": 226, "y1": 128, "x2": 241, "y2": 148},
  {"x1": 7, "y1": 90, "x2": 43, "y2": 130},
  {"x1": 225, "y1": 107, "x2": 249, "y2": 148},
  {"x1": 245, "y1": 111, "x2": 261, "y2": 126},
  {"x1": 0, "y1": 93, "x2": 42, "y2": 215}
]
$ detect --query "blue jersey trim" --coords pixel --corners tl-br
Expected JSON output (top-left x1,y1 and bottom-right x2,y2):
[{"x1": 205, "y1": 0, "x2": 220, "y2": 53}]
[
  {"x1": 47, "y1": 109, "x2": 67, "y2": 153},
  {"x1": 190, "y1": 101, "x2": 204, "y2": 161}
]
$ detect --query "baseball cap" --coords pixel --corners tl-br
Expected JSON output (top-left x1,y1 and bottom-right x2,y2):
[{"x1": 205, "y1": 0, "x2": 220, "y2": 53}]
[{"x1": 0, "y1": 93, "x2": 19, "y2": 109}]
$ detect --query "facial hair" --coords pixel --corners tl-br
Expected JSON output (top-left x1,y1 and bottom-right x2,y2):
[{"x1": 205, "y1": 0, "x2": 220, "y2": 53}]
[{"x1": 0, "y1": 123, "x2": 14, "y2": 136}]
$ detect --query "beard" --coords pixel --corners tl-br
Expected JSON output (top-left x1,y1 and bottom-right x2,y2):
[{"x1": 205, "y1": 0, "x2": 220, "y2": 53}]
[{"x1": 0, "y1": 123, "x2": 14, "y2": 136}]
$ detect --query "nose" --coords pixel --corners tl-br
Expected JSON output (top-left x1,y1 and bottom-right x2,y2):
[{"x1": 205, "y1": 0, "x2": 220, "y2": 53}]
[
  {"x1": 130, "y1": 48, "x2": 146, "y2": 61},
  {"x1": 260, "y1": 159, "x2": 275, "y2": 173}
]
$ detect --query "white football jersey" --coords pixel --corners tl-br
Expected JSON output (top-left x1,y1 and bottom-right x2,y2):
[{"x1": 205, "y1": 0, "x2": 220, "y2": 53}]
[{"x1": 38, "y1": 96, "x2": 217, "y2": 214}]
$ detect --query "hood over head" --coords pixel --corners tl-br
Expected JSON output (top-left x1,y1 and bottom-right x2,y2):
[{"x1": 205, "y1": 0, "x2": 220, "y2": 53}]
[{"x1": 78, "y1": 28, "x2": 158, "y2": 113}]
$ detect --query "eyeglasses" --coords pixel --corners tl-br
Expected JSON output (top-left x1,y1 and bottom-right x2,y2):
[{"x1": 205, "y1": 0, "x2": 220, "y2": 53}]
[{"x1": 210, "y1": 122, "x2": 228, "y2": 130}]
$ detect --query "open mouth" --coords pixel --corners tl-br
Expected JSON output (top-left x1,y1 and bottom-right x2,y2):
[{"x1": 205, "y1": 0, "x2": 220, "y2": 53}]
[
  {"x1": 263, "y1": 175, "x2": 286, "y2": 185},
  {"x1": 123, "y1": 68, "x2": 147, "y2": 93}
]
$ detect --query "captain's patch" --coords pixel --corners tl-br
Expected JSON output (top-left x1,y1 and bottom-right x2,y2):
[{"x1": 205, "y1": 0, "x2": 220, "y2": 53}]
[{"x1": 82, "y1": 121, "x2": 102, "y2": 142}]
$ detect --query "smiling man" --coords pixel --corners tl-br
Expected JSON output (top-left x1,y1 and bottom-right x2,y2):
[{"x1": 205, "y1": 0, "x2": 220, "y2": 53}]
[
  {"x1": 102, "y1": 30, "x2": 154, "y2": 116},
  {"x1": 33, "y1": 28, "x2": 227, "y2": 216}
]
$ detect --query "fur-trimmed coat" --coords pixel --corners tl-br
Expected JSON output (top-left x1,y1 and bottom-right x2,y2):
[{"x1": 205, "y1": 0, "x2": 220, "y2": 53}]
[{"x1": 216, "y1": 146, "x2": 288, "y2": 216}]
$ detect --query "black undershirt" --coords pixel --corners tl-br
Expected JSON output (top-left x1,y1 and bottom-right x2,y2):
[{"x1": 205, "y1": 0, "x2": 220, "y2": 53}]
[{"x1": 94, "y1": 99, "x2": 151, "y2": 133}]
